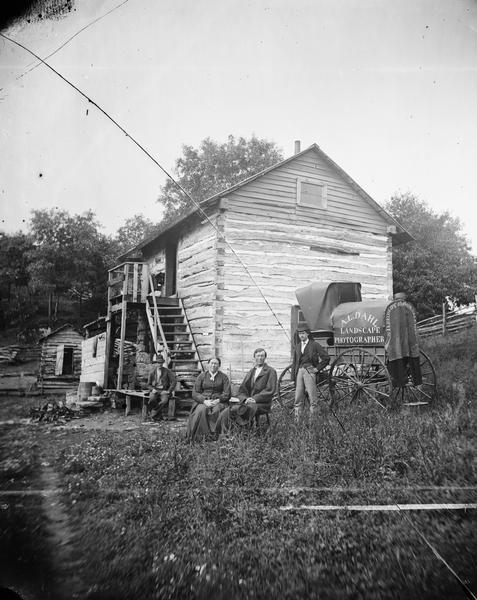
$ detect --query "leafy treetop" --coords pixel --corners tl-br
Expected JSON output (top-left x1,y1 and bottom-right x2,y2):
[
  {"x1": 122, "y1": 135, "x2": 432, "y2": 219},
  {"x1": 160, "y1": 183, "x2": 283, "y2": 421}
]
[
  {"x1": 386, "y1": 192, "x2": 477, "y2": 319},
  {"x1": 157, "y1": 135, "x2": 283, "y2": 223},
  {"x1": 114, "y1": 214, "x2": 159, "y2": 256}
]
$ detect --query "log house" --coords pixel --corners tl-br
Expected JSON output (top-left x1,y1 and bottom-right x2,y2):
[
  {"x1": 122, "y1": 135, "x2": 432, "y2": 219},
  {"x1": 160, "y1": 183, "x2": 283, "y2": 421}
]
[{"x1": 108, "y1": 143, "x2": 411, "y2": 390}]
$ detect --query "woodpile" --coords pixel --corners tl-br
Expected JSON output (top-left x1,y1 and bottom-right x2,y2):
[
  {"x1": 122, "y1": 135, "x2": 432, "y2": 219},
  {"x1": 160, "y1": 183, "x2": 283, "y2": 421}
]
[
  {"x1": 0, "y1": 346, "x2": 20, "y2": 364},
  {"x1": 0, "y1": 344, "x2": 41, "y2": 364}
]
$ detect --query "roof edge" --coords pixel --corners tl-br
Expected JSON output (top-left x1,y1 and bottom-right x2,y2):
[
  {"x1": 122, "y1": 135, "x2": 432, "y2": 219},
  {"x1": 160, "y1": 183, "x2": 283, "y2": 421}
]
[{"x1": 119, "y1": 143, "x2": 413, "y2": 258}]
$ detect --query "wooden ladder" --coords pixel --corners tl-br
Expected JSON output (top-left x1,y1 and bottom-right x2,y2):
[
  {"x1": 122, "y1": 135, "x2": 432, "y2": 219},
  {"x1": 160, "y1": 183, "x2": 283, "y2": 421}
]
[{"x1": 144, "y1": 280, "x2": 203, "y2": 413}]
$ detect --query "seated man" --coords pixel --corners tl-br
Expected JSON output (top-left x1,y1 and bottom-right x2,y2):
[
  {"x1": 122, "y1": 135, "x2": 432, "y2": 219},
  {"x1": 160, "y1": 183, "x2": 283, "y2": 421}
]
[
  {"x1": 216, "y1": 348, "x2": 277, "y2": 431},
  {"x1": 147, "y1": 354, "x2": 176, "y2": 420}
]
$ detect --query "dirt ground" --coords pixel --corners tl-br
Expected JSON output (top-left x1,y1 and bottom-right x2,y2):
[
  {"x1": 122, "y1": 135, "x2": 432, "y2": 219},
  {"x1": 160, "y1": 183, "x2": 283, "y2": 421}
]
[
  {"x1": 0, "y1": 395, "x2": 186, "y2": 600},
  {"x1": 0, "y1": 395, "x2": 187, "y2": 431}
]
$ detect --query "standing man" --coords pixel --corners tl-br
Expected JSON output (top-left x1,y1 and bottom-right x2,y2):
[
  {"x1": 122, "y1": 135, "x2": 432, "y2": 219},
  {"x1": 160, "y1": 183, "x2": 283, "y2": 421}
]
[
  {"x1": 216, "y1": 348, "x2": 277, "y2": 431},
  {"x1": 292, "y1": 325, "x2": 329, "y2": 421},
  {"x1": 147, "y1": 354, "x2": 176, "y2": 420}
]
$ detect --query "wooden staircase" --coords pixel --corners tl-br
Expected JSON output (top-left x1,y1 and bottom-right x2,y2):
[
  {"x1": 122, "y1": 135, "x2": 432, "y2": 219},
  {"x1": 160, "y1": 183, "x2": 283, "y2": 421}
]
[
  {"x1": 105, "y1": 263, "x2": 203, "y2": 415},
  {"x1": 145, "y1": 277, "x2": 203, "y2": 413}
]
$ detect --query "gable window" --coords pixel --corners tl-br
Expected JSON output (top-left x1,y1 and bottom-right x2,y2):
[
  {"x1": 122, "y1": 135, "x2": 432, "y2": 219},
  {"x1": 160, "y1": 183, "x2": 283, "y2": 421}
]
[{"x1": 296, "y1": 178, "x2": 327, "y2": 209}]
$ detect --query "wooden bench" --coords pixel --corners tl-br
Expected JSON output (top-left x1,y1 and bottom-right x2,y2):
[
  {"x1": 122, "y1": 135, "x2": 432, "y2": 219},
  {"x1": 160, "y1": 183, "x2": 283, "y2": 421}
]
[{"x1": 109, "y1": 389, "x2": 176, "y2": 420}]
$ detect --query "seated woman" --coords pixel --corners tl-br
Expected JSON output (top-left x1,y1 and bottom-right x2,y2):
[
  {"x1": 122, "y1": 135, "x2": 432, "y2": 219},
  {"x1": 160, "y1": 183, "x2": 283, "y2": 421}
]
[{"x1": 186, "y1": 357, "x2": 231, "y2": 441}]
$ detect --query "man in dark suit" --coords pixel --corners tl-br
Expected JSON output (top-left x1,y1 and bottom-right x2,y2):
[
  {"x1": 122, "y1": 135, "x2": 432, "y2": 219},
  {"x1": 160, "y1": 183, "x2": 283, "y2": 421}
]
[
  {"x1": 237, "y1": 348, "x2": 277, "y2": 416},
  {"x1": 292, "y1": 325, "x2": 329, "y2": 421},
  {"x1": 147, "y1": 354, "x2": 176, "y2": 420},
  {"x1": 216, "y1": 348, "x2": 277, "y2": 431}
]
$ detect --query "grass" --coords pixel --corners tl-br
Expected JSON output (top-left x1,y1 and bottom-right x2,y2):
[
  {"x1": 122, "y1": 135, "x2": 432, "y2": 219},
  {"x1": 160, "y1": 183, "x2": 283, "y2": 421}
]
[
  {"x1": 55, "y1": 329, "x2": 477, "y2": 598},
  {"x1": 1, "y1": 329, "x2": 476, "y2": 599},
  {"x1": 57, "y1": 411, "x2": 476, "y2": 599}
]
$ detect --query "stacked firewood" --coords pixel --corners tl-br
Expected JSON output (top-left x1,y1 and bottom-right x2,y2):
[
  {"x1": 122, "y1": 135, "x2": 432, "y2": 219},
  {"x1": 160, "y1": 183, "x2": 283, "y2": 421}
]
[{"x1": 29, "y1": 400, "x2": 78, "y2": 423}]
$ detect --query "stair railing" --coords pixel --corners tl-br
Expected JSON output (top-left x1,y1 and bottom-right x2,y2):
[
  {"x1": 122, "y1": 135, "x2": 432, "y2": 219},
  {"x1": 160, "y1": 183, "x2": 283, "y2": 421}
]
[
  {"x1": 144, "y1": 302, "x2": 158, "y2": 351},
  {"x1": 178, "y1": 297, "x2": 205, "y2": 372},
  {"x1": 148, "y1": 275, "x2": 170, "y2": 357}
]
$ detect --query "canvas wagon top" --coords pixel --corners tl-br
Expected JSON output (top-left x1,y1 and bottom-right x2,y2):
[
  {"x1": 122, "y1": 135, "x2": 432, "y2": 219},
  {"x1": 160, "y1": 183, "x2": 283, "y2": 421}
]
[{"x1": 296, "y1": 281, "x2": 419, "y2": 349}]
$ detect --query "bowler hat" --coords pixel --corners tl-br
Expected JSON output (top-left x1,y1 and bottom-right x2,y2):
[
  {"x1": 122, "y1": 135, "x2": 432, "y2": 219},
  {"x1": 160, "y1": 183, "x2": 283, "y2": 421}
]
[{"x1": 297, "y1": 323, "x2": 309, "y2": 332}]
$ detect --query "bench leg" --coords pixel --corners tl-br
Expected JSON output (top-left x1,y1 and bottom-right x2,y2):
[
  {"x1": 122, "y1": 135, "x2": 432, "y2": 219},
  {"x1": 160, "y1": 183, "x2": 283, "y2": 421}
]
[
  {"x1": 142, "y1": 396, "x2": 148, "y2": 421},
  {"x1": 255, "y1": 412, "x2": 270, "y2": 428},
  {"x1": 125, "y1": 394, "x2": 131, "y2": 417},
  {"x1": 167, "y1": 395, "x2": 176, "y2": 418}
]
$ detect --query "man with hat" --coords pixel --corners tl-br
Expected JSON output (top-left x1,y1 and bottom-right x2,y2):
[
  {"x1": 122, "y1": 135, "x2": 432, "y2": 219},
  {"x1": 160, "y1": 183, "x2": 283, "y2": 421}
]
[
  {"x1": 292, "y1": 325, "x2": 329, "y2": 421},
  {"x1": 147, "y1": 353, "x2": 176, "y2": 420}
]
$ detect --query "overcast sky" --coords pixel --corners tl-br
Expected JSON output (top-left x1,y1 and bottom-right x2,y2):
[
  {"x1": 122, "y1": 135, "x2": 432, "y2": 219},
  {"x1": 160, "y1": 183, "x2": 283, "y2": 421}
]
[{"x1": 1, "y1": 0, "x2": 476, "y2": 252}]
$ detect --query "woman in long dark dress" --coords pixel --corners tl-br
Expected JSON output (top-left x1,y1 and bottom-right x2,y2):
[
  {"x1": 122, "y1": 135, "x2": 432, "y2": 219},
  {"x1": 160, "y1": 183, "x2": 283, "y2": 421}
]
[{"x1": 186, "y1": 357, "x2": 231, "y2": 441}]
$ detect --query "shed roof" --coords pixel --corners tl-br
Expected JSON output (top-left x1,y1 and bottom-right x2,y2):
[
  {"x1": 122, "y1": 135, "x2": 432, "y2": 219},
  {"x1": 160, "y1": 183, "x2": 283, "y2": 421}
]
[
  {"x1": 38, "y1": 324, "x2": 83, "y2": 343},
  {"x1": 119, "y1": 143, "x2": 412, "y2": 260}
]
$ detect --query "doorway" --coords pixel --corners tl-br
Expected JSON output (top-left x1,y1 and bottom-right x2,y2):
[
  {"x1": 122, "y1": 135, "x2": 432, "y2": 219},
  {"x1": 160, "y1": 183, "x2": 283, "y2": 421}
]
[{"x1": 165, "y1": 241, "x2": 178, "y2": 296}]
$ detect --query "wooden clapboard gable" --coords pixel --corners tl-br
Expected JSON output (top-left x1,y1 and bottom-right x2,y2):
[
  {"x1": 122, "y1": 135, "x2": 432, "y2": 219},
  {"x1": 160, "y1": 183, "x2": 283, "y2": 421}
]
[{"x1": 224, "y1": 148, "x2": 389, "y2": 236}]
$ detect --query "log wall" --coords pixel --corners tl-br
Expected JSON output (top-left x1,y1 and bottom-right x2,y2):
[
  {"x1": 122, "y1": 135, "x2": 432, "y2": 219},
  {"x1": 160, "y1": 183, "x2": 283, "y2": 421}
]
[{"x1": 176, "y1": 218, "x2": 218, "y2": 362}]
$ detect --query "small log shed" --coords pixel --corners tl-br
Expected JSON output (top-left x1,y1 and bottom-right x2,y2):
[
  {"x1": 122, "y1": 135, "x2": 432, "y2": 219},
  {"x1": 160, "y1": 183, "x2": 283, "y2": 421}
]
[{"x1": 38, "y1": 324, "x2": 83, "y2": 395}]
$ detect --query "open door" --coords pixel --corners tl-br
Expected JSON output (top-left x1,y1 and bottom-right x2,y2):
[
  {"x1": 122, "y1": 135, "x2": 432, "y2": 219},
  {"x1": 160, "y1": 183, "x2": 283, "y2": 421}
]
[{"x1": 165, "y1": 241, "x2": 177, "y2": 296}]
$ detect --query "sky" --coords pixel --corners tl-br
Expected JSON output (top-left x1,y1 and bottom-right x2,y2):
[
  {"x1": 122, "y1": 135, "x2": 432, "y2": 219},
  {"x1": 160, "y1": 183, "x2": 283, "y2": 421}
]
[{"x1": 1, "y1": 0, "x2": 476, "y2": 252}]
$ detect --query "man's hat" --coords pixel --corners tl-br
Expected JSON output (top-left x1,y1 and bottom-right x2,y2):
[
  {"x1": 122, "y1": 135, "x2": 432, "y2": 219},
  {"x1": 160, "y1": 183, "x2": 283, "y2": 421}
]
[
  {"x1": 232, "y1": 403, "x2": 251, "y2": 426},
  {"x1": 297, "y1": 323, "x2": 309, "y2": 332}
]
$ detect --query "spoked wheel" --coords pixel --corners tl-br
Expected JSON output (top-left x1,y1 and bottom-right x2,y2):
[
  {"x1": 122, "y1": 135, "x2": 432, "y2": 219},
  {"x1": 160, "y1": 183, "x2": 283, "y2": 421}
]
[
  {"x1": 390, "y1": 349, "x2": 438, "y2": 407},
  {"x1": 277, "y1": 364, "x2": 295, "y2": 411},
  {"x1": 329, "y1": 348, "x2": 392, "y2": 410},
  {"x1": 277, "y1": 363, "x2": 331, "y2": 412}
]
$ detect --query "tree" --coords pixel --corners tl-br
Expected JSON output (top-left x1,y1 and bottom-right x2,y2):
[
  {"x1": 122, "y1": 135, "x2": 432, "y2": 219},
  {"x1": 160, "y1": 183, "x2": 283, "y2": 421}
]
[
  {"x1": 27, "y1": 209, "x2": 112, "y2": 323},
  {"x1": 114, "y1": 214, "x2": 159, "y2": 256},
  {"x1": 386, "y1": 193, "x2": 477, "y2": 319},
  {"x1": 157, "y1": 135, "x2": 283, "y2": 222},
  {"x1": 0, "y1": 232, "x2": 34, "y2": 327},
  {"x1": 0, "y1": 232, "x2": 33, "y2": 294}
]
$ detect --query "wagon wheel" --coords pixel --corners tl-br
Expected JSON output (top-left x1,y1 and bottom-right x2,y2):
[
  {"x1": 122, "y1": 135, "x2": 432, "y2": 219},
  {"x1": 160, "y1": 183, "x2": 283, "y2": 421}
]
[
  {"x1": 329, "y1": 348, "x2": 392, "y2": 410},
  {"x1": 277, "y1": 363, "x2": 331, "y2": 412},
  {"x1": 389, "y1": 349, "x2": 438, "y2": 407}
]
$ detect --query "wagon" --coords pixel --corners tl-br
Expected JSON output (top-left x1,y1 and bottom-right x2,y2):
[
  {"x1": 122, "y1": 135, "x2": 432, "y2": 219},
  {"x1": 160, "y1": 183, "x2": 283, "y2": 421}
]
[{"x1": 277, "y1": 282, "x2": 438, "y2": 410}]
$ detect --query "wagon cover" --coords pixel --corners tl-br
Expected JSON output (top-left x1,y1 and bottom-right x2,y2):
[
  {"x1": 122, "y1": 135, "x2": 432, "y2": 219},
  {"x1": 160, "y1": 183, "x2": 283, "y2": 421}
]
[
  {"x1": 295, "y1": 281, "x2": 362, "y2": 331},
  {"x1": 331, "y1": 300, "x2": 389, "y2": 346}
]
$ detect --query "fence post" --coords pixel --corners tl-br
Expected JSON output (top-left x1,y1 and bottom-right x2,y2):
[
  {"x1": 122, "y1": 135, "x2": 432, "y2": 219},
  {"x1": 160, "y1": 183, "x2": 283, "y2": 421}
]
[{"x1": 442, "y1": 302, "x2": 446, "y2": 335}]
